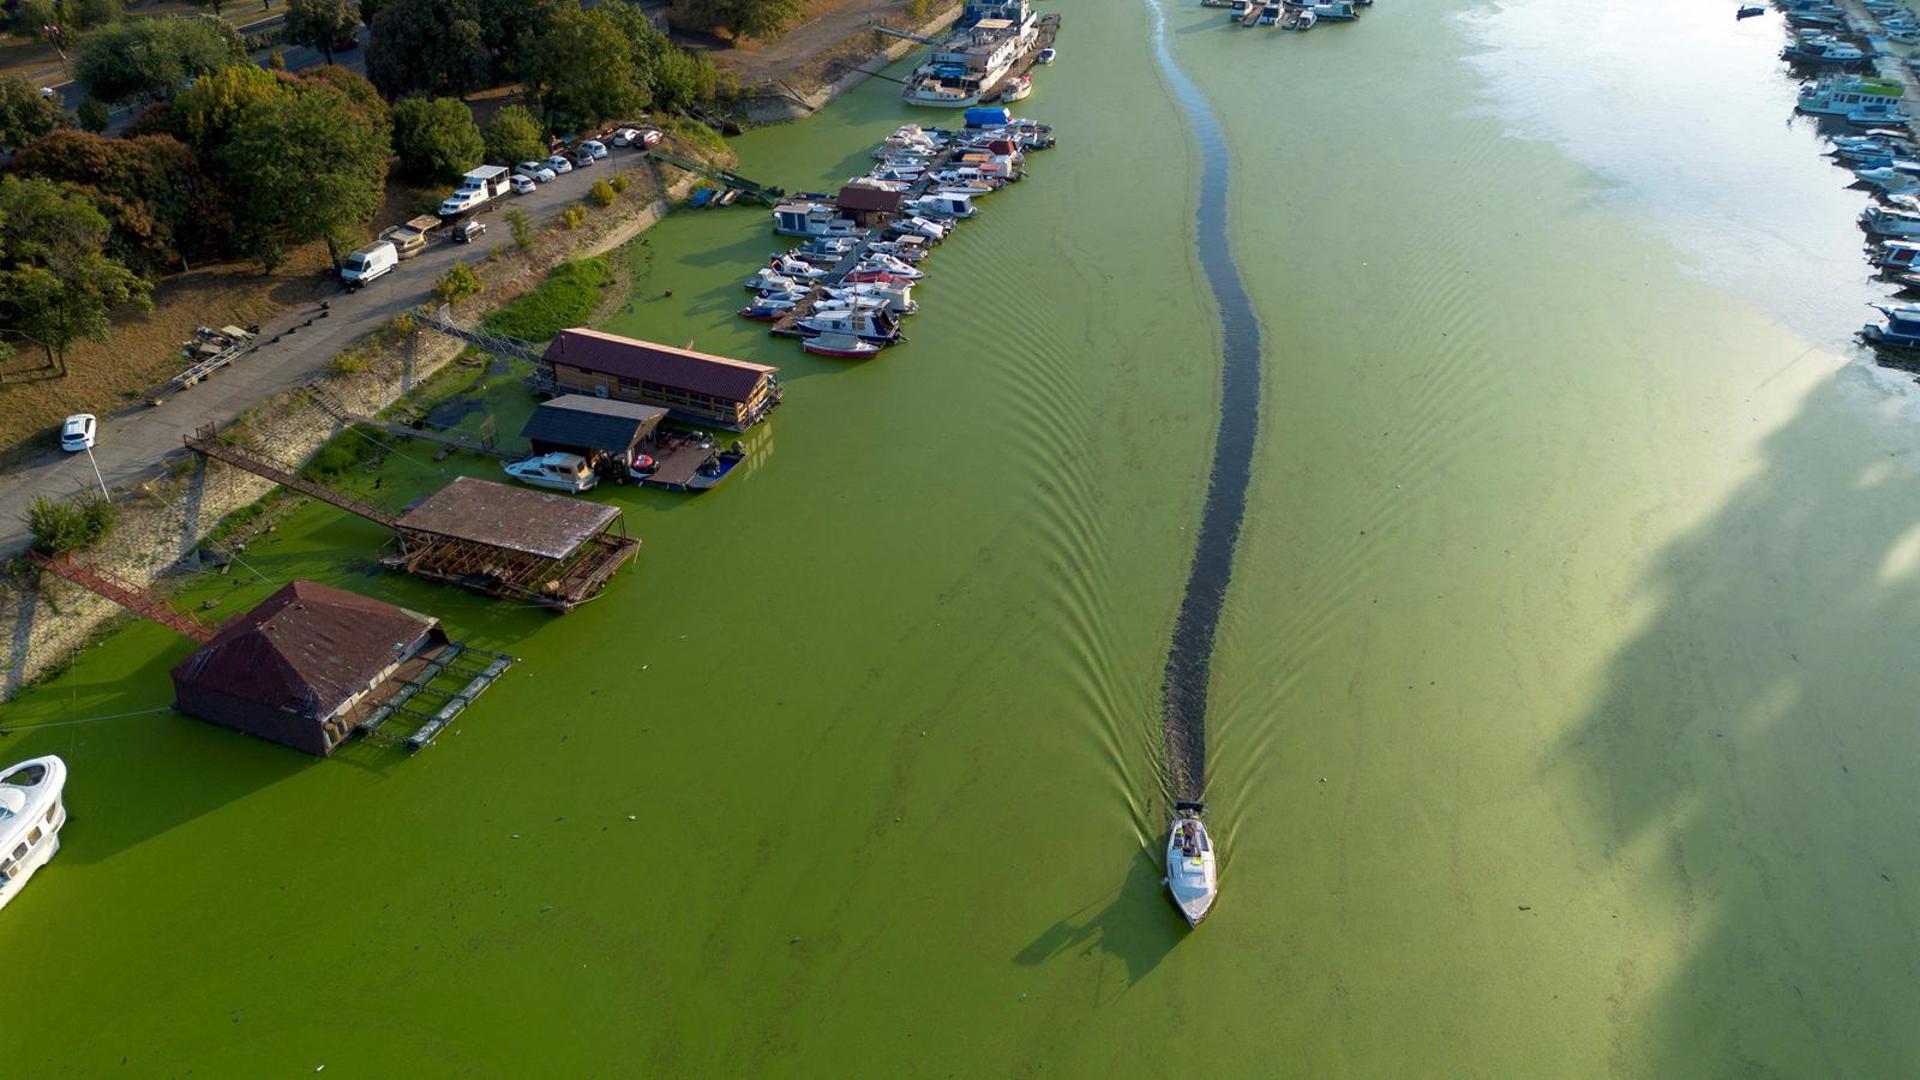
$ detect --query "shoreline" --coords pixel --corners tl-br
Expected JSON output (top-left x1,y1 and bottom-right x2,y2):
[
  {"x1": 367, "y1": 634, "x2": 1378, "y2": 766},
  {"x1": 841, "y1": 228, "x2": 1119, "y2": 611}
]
[{"x1": 739, "y1": 4, "x2": 967, "y2": 124}]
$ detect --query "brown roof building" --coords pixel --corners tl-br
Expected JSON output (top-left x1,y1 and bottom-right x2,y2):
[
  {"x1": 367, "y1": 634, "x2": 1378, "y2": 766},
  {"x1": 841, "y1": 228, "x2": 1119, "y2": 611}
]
[
  {"x1": 836, "y1": 184, "x2": 905, "y2": 226},
  {"x1": 171, "y1": 581, "x2": 448, "y2": 756},
  {"x1": 536, "y1": 329, "x2": 780, "y2": 431}
]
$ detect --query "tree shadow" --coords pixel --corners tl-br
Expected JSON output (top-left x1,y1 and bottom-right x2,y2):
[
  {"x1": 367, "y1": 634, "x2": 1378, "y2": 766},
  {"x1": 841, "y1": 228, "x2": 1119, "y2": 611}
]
[
  {"x1": 1013, "y1": 847, "x2": 1186, "y2": 985},
  {"x1": 1556, "y1": 373, "x2": 1920, "y2": 1071}
]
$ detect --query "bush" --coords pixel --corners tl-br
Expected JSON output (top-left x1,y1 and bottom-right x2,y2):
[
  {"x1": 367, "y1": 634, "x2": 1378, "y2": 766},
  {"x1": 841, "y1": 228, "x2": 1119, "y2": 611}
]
[
  {"x1": 560, "y1": 205, "x2": 585, "y2": 230},
  {"x1": 269, "y1": 50, "x2": 288, "y2": 71},
  {"x1": 433, "y1": 261, "x2": 483, "y2": 304},
  {"x1": 504, "y1": 207, "x2": 533, "y2": 250},
  {"x1": 588, "y1": 178, "x2": 616, "y2": 207},
  {"x1": 304, "y1": 427, "x2": 382, "y2": 480},
  {"x1": 24, "y1": 494, "x2": 117, "y2": 556},
  {"x1": 390, "y1": 95, "x2": 484, "y2": 183},
  {"x1": 75, "y1": 97, "x2": 111, "y2": 133},
  {"x1": 482, "y1": 104, "x2": 546, "y2": 166},
  {"x1": 609, "y1": 172, "x2": 630, "y2": 194}
]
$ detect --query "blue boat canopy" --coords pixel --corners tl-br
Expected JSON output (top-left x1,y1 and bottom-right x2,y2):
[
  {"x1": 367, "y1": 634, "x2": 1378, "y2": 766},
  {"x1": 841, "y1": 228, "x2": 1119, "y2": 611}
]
[{"x1": 964, "y1": 106, "x2": 1012, "y2": 128}]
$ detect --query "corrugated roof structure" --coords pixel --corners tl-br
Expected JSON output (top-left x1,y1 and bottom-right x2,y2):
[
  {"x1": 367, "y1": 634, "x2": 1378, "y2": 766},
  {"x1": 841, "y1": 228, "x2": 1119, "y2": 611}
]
[
  {"x1": 394, "y1": 476, "x2": 621, "y2": 560},
  {"x1": 837, "y1": 185, "x2": 906, "y2": 214},
  {"x1": 520, "y1": 395, "x2": 667, "y2": 454},
  {"x1": 542, "y1": 329, "x2": 778, "y2": 404},
  {"x1": 171, "y1": 581, "x2": 446, "y2": 755}
]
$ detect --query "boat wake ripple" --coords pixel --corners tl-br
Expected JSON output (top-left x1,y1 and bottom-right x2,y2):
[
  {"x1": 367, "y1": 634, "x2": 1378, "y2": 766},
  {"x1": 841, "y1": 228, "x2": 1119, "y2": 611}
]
[{"x1": 1146, "y1": 0, "x2": 1263, "y2": 803}]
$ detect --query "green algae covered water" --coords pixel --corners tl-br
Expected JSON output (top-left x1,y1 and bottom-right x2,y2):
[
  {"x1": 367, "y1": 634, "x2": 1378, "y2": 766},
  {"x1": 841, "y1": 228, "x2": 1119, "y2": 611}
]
[{"x1": 12, "y1": 0, "x2": 1920, "y2": 1072}]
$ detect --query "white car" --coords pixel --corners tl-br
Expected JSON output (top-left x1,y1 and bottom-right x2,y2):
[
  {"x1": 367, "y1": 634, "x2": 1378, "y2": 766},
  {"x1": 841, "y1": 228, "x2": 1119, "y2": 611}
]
[
  {"x1": 510, "y1": 174, "x2": 536, "y2": 194},
  {"x1": 581, "y1": 140, "x2": 609, "y2": 160},
  {"x1": 59, "y1": 414, "x2": 96, "y2": 452},
  {"x1": 516, "y1": 161, "x2": 556, "y2": 183},
  {"x1": 546, "y1": 155, "x2": 574, "y2": 174},
  {"x1": 611, "y1": 128, "x2": 642, "y2": 147}
]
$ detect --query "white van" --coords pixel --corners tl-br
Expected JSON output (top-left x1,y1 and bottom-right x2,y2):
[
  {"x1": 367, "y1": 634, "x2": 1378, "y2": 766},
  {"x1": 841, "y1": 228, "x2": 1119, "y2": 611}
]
[{"x1": 340, "y1": 241, "x2": 398, "y2": 288}]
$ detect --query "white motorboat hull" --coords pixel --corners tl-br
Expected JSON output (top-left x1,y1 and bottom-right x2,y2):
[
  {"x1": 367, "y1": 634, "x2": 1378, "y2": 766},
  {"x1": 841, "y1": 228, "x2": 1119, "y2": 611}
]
[
  {"x1": 0, "y1": 755, "x2": 68, "y2": 912},
  {"x1": 1164, "y1": 811, "x2": 1219, "y2": 927}
]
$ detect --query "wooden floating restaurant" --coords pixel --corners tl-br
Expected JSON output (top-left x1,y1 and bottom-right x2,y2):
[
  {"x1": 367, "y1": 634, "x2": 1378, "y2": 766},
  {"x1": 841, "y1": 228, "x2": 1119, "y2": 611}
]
[{"x1": 532, "y1": 328, "x2": 781, "y2": 433}]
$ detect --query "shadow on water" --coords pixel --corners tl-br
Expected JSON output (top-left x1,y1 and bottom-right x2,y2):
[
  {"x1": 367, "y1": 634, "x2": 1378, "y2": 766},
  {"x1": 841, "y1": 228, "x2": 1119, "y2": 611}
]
[
  {"x1": 1559, "y1": 375, "x2": 1920, "y2": 1071},
  {"x1": 1014, "y1": 850, "x2": 1185, "y2": 984},
  {"x1": 1145, "y1": 0, "x2": 1264, "y2": 802}
]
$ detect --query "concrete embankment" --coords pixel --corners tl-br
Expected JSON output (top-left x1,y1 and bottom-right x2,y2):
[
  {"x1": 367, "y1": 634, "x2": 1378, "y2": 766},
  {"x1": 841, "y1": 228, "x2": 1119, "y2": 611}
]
[{"x1": 740, "y1": 5, "x2": 966, "y2": 124}]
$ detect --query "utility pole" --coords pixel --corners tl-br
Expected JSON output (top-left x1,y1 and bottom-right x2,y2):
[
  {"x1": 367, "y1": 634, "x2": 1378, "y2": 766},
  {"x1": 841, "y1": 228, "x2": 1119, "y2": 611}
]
[{"x1": 83, "y1": 446, "x2": 108, "y2": 501}]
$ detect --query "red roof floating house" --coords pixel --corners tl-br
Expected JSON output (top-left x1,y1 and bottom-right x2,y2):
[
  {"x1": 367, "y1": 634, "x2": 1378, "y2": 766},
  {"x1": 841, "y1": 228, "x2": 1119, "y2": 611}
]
[{"x1": 534, "y1": 329, "x2": 780, "y2": 432}]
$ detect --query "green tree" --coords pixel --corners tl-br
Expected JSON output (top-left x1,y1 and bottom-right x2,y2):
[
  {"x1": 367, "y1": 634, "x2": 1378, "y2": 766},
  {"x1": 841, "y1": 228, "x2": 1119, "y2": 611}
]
[
  {"x1": 481, "y1": 103, "x2": 544, "y2": 164},
  {"x1": 0, "y1": 74, "x2": 67, "y2": 152},
  {"x1": 390, "y1": 95, "x2": 483, "y2": 182},
  {"x1": 433, "y1": 261, "x2": 480, "y2": 303},
  {"x1": 219, "y1": 83, "x2": 388, "y2": 271},
  {"x1": 299, "y1": 64, "x2": 389, "y2": 133},
  {"x1": 503, "y1": 206, "x2": 532, "y2": 249},
  {"x1": 647, "y1": 44, "x2": 719, "y2": 112},
  {"x1": 172, "y1": 62, "x2": 283, "y2": 149},
  {"x1": 0, "y1": 176, "x2": 151, "y2": 375},
  {"x1": 10, "y1": 129, "x2": 226, "y2": 274},
  {"x1": 529, "y1": 5, "x2": 648, "y2": 131},
  {"x1": 75, "y1": 16, "x2": 248, "y2": 106},
  {"x1": 285, "y1": 0, "x2": 360, "y2": 64},
  {"x1": 192, "y1": 0, "x2": 226, "y2": 16},
  {"x1": 12, "y1": 0, "x2": 121, "y2": 35},
  {"x1": 365, "y1": 0, "x2": 488, "y2": 99},
  {"x1": 75, "y1": 97, "x2": 110, "y2": 132},
  {"x1": 588, "y1": 178, "x2": 614, "y2": 207}
]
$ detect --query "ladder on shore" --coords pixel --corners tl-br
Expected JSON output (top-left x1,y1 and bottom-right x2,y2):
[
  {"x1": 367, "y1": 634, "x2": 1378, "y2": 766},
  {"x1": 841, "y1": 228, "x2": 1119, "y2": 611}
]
[
  {"x1": 871, "y1": 22, "x2": 940, "y2": 45},
  {"x1": 644, "y1": 150, "x2": 787, "y2": 206},
  {"x1": 417, "y1": 305, "x2": 544, "y2": 365},
  {"x1": 183, "y1": 424, "x2": 400, "y2": 528},
  {"x1": 29, "y1": 551, "x2": 218, "y2": 643}
]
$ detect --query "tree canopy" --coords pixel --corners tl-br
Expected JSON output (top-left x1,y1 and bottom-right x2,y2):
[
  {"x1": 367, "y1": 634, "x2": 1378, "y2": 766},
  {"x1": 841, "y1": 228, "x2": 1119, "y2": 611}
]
[
  {"x1": 10, "y1": 130, "x2": 224, "y2": 275},
  {"x1": 528, "y1": 5, "x2": 650, "y2": 131},
  {"x1": 285, "y1": 0, "x2": 362, "y2": 65},
  {"x1": 219, "y1": 79, "x2": 390, "y2": 270},
  {"x1": 0, "y1": 74, "x2": 67, "y2": 152},
  {"x1": 172, "y1": 63, "x2": 284, "y2": 150},
  {"x1": 390, "y1": 95, "x2": 484, "y2": 182},
  {"x1": 365, "y1": 0, "x2": 490, "y2": 99},
  {"x1": 481, "y1": 103, "x2": 545, "y2": 165},
  {"x1": 0, "y1": 176, "x2": 151, "y2": 373},
  {"x1": 74, "y1": 16, "x2": 248, "y2": 106}
]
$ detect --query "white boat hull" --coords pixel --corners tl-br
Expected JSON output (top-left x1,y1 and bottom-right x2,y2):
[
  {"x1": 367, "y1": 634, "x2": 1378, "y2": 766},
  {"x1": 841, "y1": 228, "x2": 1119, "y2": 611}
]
[
  {"x1": 1164, "y1": 811, "x2": 1219, "y2": 927},
  {"x1": 0, "y1": 755, "x2": 68, "y2": 912}
]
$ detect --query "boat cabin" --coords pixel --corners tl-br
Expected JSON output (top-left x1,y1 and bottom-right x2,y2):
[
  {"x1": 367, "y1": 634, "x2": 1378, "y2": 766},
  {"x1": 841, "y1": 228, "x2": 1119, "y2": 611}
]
[
  {"x1": 521, "y1": 394, "x2": 670, "y2": 471},
  {"x1": 771, "y1": 201, "x2": 861, "y2": 238}
]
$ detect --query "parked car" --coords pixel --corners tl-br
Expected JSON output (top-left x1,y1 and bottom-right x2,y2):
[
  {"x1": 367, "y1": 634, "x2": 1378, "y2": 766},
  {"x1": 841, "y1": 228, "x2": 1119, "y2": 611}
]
[
  {"x1": 611, "y1": 128, "x2": 642, "y2": 147},
  {"x1": 510, "y1": 174, "x2": 536, "y2": 195},
  {"x1": 516, "y1": 161, "x2": 556, "y2": 183},
  {"x1": 546, "y1": 155, "x2": 574, "y2": 174},
  {"x1": 453, "y1": 220, "x2": 487, "y2": 243},
  {"x1": 581, "y1": 140, "x2": 609, "y2": 160},
  {"x1": 39, "y1": 86, "x2": 57, "y2": 100},
  {"x1": 340, "y1": 240, "x2": 399, "y2": 287},
  {"x1": 59, "y1": 414, "x2": 96, "y2": 452},
  {"x1": 571, "y1": 147, "x2": 596, "y2": 167},
  {"x1": 637, "y1": 128, "x2": 663, "y2": 148}
]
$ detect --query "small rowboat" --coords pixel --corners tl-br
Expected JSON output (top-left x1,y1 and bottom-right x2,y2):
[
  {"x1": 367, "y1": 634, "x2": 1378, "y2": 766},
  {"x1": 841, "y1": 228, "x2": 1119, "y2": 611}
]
[{"x1": 802, "y1": 333, "x2": 881, "y2": 359}]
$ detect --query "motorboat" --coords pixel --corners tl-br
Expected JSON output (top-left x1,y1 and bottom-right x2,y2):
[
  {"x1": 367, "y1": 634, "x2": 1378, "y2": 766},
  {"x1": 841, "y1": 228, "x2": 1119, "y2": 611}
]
[
  {"x1": 853, "y1": 252, "x2": 926, "y2": 278},
  {"x1": 1784, "y1": 36, "x2": 1868, "y2": 65},
  {"x1": 1163, "y1": 801, "x2": 1218, "y2": 927},
  {"x1": 906, "y1": 192, "x2": 978, "y2": 219},
  {"x1": 801, "y1": 333, "x2": 883, "y2": 359},
  {"x1": 1036, "y1": 47, "x2": 1057, "y2": 63},
  {"x1": 1798, "y1": 76, "x2": 1906, "y2": 117},
  {"x1": 1281, "y1": 6, "x2": 1318, "y2": 30},
  {"x1": 1862, "y1": 204, "x2": 1920, "y2": 236},
  {"x1": 1863, "y1": 302, "x2": 1920, "y2": 347},
  {"x1": 1312, "y1": 1, "x2": 1360, "y2": 20},
  {"x1": 1229, "y1": 0, "x2": 1251, "y2": 16},
  {"x1": 1258, "y1": 0, "x2": 1282, "y2": 24},
  {"x1": 744, "y1": 268, "x2": 806, "y2": 292},
  {"x1": 1737, "y1": 4, "x2": 1766, "y2": 16},
  {"x1": 0, "y1": 756, "x2": 68, "y2": 912},
  {"x1": 770, "y1": 201, "x2": 863, "y2": 238},
  {"x1": 794, "y1": 236, "x2": 859, "y2": 258},
  {"x1": 796, "y1": 308, "x2": 902, "y2": 344},
  {"x1": 823, "y1": 281, "x2": 917, "y2": 314},
  {"x1": 738, "y1": 303, "x2": 793, "y2": 322},
  {"x1": 769, "y1": 254, "x2": 830, "y2": 278},
  {"x1": 867, "y1": 237, "x2": 930, "y2": 262},
  {"x1": 502, "y1": 452, "x2": 598, "y2": 493},
  {"x1": 1871, "y1": 238, "x2": 1920, "y2": 269},
  {"x1": 887, "y1": 216, "x2": 952, "y2": 241},
  {"x1": 1000, "y1": 75, "x2": 1033, "y2": 103},
  {"x1": 1854, "y1": 168, "x2": 1920, "y2": 195}
]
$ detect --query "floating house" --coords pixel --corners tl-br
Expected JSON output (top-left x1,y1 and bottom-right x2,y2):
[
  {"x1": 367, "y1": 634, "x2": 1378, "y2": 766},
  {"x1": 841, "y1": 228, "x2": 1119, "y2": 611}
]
[
  {"x1": 388, "y1": 475, "x2": 639, "y2": 609},
  {"x1": 533, "y1": 329, "x2": 781, "y2": 432},
  {"x1": 836, "y1": 184, "x2": 907, "y2": 227},
  {"x1": 170, "y1": 582, "x2": 450, "y2": 756},
  {"x1": 520, "y1": 394, "x2": 668, "y2": 468}
]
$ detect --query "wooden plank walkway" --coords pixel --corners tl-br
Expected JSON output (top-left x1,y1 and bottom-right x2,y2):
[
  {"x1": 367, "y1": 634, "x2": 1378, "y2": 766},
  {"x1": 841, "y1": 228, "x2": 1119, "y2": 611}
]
[{"x1": 183, "y1": 424, "x2": 401, "y2": 528}]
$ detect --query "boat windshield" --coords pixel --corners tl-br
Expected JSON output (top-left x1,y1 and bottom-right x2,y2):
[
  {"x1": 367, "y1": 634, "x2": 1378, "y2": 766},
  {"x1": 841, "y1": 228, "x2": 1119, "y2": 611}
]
[{"x1": 0, "y1": 806, "x2": 12, "y2": 821}]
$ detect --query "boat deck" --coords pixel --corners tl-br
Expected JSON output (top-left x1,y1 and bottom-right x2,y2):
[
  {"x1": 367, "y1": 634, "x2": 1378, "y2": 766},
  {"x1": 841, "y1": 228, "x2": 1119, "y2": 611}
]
[
  {"x1": 980, "y1": 13, "x2": 1062, "y2": 101},
  {"x1": 634, "y1": 437, "x2": 728, "y2": 491}
]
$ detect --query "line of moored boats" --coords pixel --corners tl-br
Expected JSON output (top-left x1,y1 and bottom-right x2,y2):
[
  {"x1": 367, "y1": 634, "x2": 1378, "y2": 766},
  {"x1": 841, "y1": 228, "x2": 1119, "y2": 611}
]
[
  {"x1": 1766, "y1": 0, "x2": 1920, "y2": 350},
  {"x1": 1211, "y1": 0, "x2": 1373, "y2": 32},
  {"x1": 738, "y1": 110, "x2": 1054, "y2": 360}
]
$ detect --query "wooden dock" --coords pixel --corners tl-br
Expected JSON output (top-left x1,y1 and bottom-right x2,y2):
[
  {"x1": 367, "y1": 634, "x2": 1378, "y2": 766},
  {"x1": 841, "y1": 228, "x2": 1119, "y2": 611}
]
[{"x1": 981, "y1": 13, "x2": 1062, "y2": 102}]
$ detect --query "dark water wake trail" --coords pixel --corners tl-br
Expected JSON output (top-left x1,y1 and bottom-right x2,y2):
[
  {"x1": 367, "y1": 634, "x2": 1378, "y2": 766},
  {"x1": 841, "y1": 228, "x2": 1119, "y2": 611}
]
[{"x1": 1148, "y1": 0, "x2": 1263, "y2": 802}]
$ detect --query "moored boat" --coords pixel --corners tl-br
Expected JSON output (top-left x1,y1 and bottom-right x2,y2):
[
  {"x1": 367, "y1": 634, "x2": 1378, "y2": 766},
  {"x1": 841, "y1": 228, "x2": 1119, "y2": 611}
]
[
  {"x1": 1000, "y1": 74, "x2": 1033, "y2": 103},
  {"x1": 502, "y1": 452, "x2": 598, "y2": 493},
  {"x1": 1163, "y1": 801, "x2": 1218, "y2": 927},
  {"x1": 801, "y1": 333, "x2": 883, "y2": 359},
  {"x1": 1864, "y1": 303, "x2": 1920, "y2": 348},
  {"x1": 0, "y1": 755, "x2": 68, "y2": 912}
]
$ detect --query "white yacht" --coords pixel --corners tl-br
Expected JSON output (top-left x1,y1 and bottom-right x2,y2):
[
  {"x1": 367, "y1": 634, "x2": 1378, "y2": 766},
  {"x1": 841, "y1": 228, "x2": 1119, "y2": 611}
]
[
  {"x1": 0, "y1": 756, "x2": 68, "y2": 912},
  {"x1": 1798, "y1": 76, "x2": 1906, "y2": 118},
  {"x1": 903, "y1": 5, "x2": 1038, "y2": 108},
  {"x1": 1163, "y1": 801, "x2": 1218, "y2": 926},
  {"x1": 502, "y1": 452, "x2": 598, "y2": 493}
]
